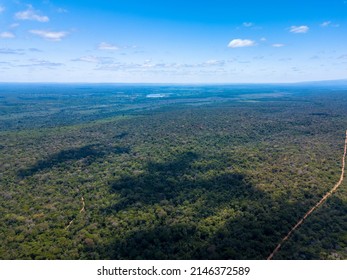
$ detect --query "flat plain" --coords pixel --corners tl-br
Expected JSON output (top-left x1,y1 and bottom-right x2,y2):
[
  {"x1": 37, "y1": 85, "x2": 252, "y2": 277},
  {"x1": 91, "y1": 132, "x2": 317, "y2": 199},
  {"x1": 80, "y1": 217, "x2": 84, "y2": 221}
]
[{"x1": 0, "y1": 83, "x2": 346, "y2": 259}]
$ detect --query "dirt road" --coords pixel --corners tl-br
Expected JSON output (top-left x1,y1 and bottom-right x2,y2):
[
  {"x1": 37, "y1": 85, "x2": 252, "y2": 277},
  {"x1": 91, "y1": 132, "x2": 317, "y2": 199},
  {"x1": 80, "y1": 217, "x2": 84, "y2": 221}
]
[
  {"x1": 65, "y1": 196, "x2": 85, "y2": 230},
  {"x1": 267, "y1": 130, "x2": 347, "y2": 260}
]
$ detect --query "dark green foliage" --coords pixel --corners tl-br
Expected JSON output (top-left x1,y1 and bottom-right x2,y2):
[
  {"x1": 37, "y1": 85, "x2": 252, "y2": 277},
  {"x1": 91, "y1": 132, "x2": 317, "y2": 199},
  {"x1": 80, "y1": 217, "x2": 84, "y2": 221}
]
[
  {"x1": 17, "y1": 144, "x2": 127, "y2": 178},
  {"x1": 0, "y1": 84, "x2": 347, "y2": 259}
]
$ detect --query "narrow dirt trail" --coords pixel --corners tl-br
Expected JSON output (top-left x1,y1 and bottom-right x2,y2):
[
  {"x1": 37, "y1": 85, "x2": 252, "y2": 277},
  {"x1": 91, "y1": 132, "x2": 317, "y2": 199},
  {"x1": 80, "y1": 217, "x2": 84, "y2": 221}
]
[
  {"x1": 65, "y1": 196, "x2": 85, "y2": 230},
  {"x1": 80, "y1": 197, "x2": 85, "y2": 213},
  {"x1": 267, "y1": 130, "x2": 347, "y2": 260}
]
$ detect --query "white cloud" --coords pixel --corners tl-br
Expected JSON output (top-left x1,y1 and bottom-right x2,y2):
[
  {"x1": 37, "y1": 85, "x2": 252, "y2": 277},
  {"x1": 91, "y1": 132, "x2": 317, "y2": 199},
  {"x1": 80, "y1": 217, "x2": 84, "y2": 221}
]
[
  {"x1": 0, "y1": 48, "x2": 41, "y2": 55},
  {"x1": 320, "y1": 21, "x2": 339, "y2": 27},
  {"x1": 72, "y1": 56, "x2": 115, "y2": 65},
  {"x1": 15, "y1": 5, "x2": 49, "y2": 22},
  {"x1": 289, "y1": 25, "x2": 309, "y2": 33},
  {"x1": 28, "y1": 48, "x2": 42, "y2": 52},
  {"x1": 228, "y1": 39, "x2": 255, "y2": 48},
  {"x1": 272, "y1": 43, "x2": 285, "y2": 47},
  {"x1": 0, "y1": 32, "x2": 15, "y2": 39},
  {"x1": 30, "y1": 30, "x2": 68, "y2": 41},
  {"x1": 243, "y1": 22, "x2": 253, "y2": 27},
  {"x1": 123, "y1": 45, "x2": 137, "y2": 49},
  {"x1": 73, "y1": 56, "x2": 99, "y2": 63},
  {"x1": 98, "y1": 42, "x2": 119, "y2": 51},
  {"x1": 57, "y1": 8, "x2": 68, "y2": 13},
  {"x1": 10, "y1": 23, "x2": 20, "y2": 29},
  {"x1": 19, "y1": 58, "x2": 63, "y2": 68},
  {"x1": 260, "y1": 37, "x2": 267, "y2": 41},
  {"x1": 203, "y1": 60, "x2": 225, "y2": 66},
  {"x1": 320, "y1": 21, "x2": 331, "y2": 27},
  {"x1": 94, "y1": 59, "x2": 229, "y2": 72},
  {"x1": 0, "y1": 48, "x2": 25, "y2": 55},
  {"x1": 0, "y1": 5, "x2": 5, "y2": 13}
]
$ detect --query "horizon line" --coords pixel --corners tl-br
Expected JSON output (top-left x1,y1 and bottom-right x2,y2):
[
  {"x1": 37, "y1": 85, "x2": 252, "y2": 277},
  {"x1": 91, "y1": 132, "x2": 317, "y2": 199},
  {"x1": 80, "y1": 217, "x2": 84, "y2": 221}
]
[{"x1": 0, "y1": 78, "x2": 347, "y2": 86}]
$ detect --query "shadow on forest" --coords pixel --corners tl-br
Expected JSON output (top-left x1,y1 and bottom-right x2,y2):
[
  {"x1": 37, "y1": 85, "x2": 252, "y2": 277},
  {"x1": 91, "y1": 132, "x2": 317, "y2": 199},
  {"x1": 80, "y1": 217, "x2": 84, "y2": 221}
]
[
  {"x1": 93, "y1": 151, "x2": 328, "y2": 260},
  {"x1": 17, "y1": 144, "x2": 130, "y2": 178},
  {"x1": 114, "y1": 132, "x2": 129, "y2": 139},
  {"x1": 273, "y1": 194, "x2": 347, "y2": 260},
  {"x1": 104, "y1": 151, "x2": 201, "y2": 212}
]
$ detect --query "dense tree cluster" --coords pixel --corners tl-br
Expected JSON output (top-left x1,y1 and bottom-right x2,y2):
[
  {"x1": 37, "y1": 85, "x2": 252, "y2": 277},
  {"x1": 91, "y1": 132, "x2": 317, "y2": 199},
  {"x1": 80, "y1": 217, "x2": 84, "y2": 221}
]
[{"x1": 0, "y1": 84, "x2": 346, "y2": 259}]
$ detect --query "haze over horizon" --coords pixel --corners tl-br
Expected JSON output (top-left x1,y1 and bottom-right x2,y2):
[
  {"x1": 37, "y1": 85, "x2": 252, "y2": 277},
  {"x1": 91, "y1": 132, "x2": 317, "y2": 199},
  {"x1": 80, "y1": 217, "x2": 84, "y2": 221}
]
[{"x1": 1, "y1": 0, "x2": 347, "y2": 83}]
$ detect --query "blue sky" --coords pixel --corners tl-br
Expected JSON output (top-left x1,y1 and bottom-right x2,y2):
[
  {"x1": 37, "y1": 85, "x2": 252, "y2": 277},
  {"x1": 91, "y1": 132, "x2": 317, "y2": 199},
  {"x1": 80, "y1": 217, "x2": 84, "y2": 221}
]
[{"x1": 0, "y1": 0, "x2": 347, "y2": 83}]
